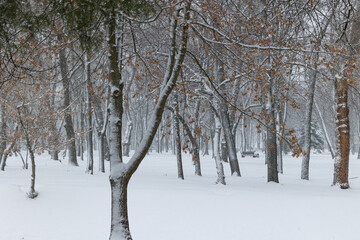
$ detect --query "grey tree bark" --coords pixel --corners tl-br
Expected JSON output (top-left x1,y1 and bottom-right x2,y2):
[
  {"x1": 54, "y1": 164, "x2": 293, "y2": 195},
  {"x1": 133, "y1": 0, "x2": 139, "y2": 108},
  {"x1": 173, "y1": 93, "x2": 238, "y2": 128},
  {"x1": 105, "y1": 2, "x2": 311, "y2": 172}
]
[
  {"x1": 174, "y1": 94, "x2": 184, "y2": 180},
  {"x1": 265, "y1": 79, "x2": 278, "y2": 183},
  {"x1": 301, "y1": 56, "x2": 317, "y2": 180},
  {"x1": 85, "y1": 54, "x2": 94, "y2": 174},
  {"x1": 0, "y1": 105, "x2": 6, "y2": 164},
  {"x1": 215, "y1": 60, "x2": 241, "y2": 176},
  {"x1": 58, "y1": 33, "x2": 78, "y2": 166}
]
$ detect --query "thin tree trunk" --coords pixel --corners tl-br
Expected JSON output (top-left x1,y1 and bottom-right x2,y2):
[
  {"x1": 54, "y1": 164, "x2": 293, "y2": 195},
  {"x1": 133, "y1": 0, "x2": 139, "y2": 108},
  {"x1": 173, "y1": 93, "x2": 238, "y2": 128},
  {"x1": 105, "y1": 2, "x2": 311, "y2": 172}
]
[
  {"x1": 174, "y1": 94, "x2": 184, "y2": 179},
  {"x1": 27, "y1": 146, "x2": 37, "y2": 199},
  {"x1": 357, "y1": 115, "x2": 360, "y2": 159},
  {"x1": 99, "y1": 133, "x2": 106, "y2": 172},
  {"x1": 214, "y1": 113, "x2": 226, "y2": 185},
  {"x1": 166, "y1": 106, "x2": 201, "y2": 176},
  {"x1": 301, "y1": 53, "x2": 318, "y2": 180},
  {"x1": 80, "y1": 103, "x2": 85, "y2": 161},
  {"x1": 123, "y1": 120, "x2": 133, "y2": 157},
  {"x1": 0, "y1": 105, "x2": 6, "y2": 164},
  {"x1": 85, "y1": 54, "x2": 94, "y2": 174},
  {"x1": 18, "y1": 109, "x2": 38, "y2": 199},
  {"x1": 276, "y1": 108, "x2": 283, "y2": 174},
  {"x1": 203, "y1": 131, "x2": 209, "y2": 155}
]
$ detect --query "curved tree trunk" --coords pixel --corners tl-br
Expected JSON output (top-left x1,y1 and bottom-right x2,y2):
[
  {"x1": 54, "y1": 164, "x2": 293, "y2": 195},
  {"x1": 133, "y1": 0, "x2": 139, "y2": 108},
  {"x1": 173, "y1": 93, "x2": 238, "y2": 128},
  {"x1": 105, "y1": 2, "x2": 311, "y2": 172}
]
[{"x1": 108, "y1": 3, "x2": 191, "y2": 239}]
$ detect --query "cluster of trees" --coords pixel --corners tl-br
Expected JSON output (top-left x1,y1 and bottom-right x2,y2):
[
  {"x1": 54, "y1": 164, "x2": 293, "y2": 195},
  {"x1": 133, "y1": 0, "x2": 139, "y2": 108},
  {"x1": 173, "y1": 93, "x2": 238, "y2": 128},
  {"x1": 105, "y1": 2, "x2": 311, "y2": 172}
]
[{"x1": 1, "y1": 0, "x2": 360, "y2": 239}]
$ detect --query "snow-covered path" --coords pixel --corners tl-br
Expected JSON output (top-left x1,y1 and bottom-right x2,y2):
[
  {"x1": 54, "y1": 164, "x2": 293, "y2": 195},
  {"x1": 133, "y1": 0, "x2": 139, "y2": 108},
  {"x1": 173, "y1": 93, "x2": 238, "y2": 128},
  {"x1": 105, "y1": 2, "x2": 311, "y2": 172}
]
[{"x1": 0, "y1": 152, "x2": 359, "y2": 240}]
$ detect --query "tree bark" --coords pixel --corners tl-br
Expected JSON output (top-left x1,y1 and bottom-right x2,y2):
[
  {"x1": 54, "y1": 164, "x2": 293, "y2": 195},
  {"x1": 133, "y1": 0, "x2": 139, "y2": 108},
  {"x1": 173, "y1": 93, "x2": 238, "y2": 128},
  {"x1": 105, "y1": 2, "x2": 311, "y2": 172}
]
[
  {"x1": 166, "y1": 106, "x2": 202, "y2": 176},
  {"x1": 174, "y1": 94, "x2": 184, "y2": 180},
  {"x1": 333, "y1": 76, "x2": 350, "y2": 189},
  {"x1": 0, "y1": 105, "x2": 6, "y2": 164},
  {"x1": 301, "y1": 54, "x2": 317, "y2": 180},
  {"x1": 214, "y1": 112, "x2": 226, "y2": 185},
  {"x1": 109, "y1": 175, "x2": 131, "y2": 239},
  {"x1": 58, "y1": 33, "x2": 78, "y2": 166},
  {"x1": 266, "y1": 85, "x2": 279, "y2": 183},
  {"x1": 123, "y1": 120, "x2": 133, "y2": 157},
  {"x1": 85, "y1": 54, "x2": 94, "y2": 174}
]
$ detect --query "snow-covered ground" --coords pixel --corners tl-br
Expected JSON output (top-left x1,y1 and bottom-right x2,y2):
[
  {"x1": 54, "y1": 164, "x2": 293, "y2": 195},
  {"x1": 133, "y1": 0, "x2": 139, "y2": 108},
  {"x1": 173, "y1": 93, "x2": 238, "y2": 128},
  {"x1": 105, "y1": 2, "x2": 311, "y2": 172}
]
[{"x1": 1, "y1": 151, "x2": 360, "y2": 240}]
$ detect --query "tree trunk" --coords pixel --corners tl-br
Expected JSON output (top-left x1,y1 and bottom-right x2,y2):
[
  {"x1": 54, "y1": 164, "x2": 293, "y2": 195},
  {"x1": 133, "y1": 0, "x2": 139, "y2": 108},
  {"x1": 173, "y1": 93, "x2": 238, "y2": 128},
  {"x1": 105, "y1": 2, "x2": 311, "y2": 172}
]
[
  {"x1": 85, "y1": 54, "x2": 94, "y2": 174},
  {"x1": 123, "y1": 120, "x2": 133, "y2": 157},
  {"x1": 210, "y1": 3, "x2": 241, "y2": 176},
  {"x1": 166, "y1": 106, "x2": 202, "y2": 176},
  {"x1": 332, "y1": 2, "x2": 360, "y2": 188},
  {"x1": 220, "y1": 139, "x2": 228, "y2": 163},
  {"x1": 203, "y1": 131, "x2": 209, "y2": 155},
  {"x1": 0, "y1": 105, "x2": 6, "y2": 164},
  {"x1": 174, "y1": 94, "x2": 184, "y2": 179},
  {"x1": 58, "y1": 33, "x2": 78, "y2": 166},
  {"x1": 301, "y1": 53, "x2": 318, "y2": 180},
  {"x1": 0, "y1": 131, "x2": 16, "y2": 171},
  {"x1": 99, "y1": 133, "x2": 106, "y2": 173},
  {"x1": 266, "y1": 88, "x2": 278, "y2": 183},
  {"x1": 214, "y1": 114, "x2": 226, "y2": 185},
  {"x1": 333, "y1": 76, "x2": 350, "y2": 189},
  {"x1": 28, "y1": 146, "x2": 38, "y2": 199},
  {"x1": 109, "y1": 175, "x2": 131, "y2": 240},
  {"x1": 80, "y1": 103, "x2": 85, "y2": 161},
  {"x1": 220, "y1": 105, "x2": 241, "y2": 176},
  {"x1": 276, "y1": 108, "x2": 283, "y2": 174}
]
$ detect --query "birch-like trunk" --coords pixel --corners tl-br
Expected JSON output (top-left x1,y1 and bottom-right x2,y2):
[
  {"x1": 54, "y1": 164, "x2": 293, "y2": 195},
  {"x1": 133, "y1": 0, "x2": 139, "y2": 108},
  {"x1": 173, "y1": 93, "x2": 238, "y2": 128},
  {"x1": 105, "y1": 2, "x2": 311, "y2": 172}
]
[{"x1": 214, "y1": 113, "x2": 226, "y2": 185}]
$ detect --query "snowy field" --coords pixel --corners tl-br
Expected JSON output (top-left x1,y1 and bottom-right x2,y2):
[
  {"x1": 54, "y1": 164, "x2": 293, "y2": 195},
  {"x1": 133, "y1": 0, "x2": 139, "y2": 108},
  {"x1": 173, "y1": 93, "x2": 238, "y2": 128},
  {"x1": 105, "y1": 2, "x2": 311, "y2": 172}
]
[{"x1": 1, "y1": 151, "x2": 360, "y2": 240}]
